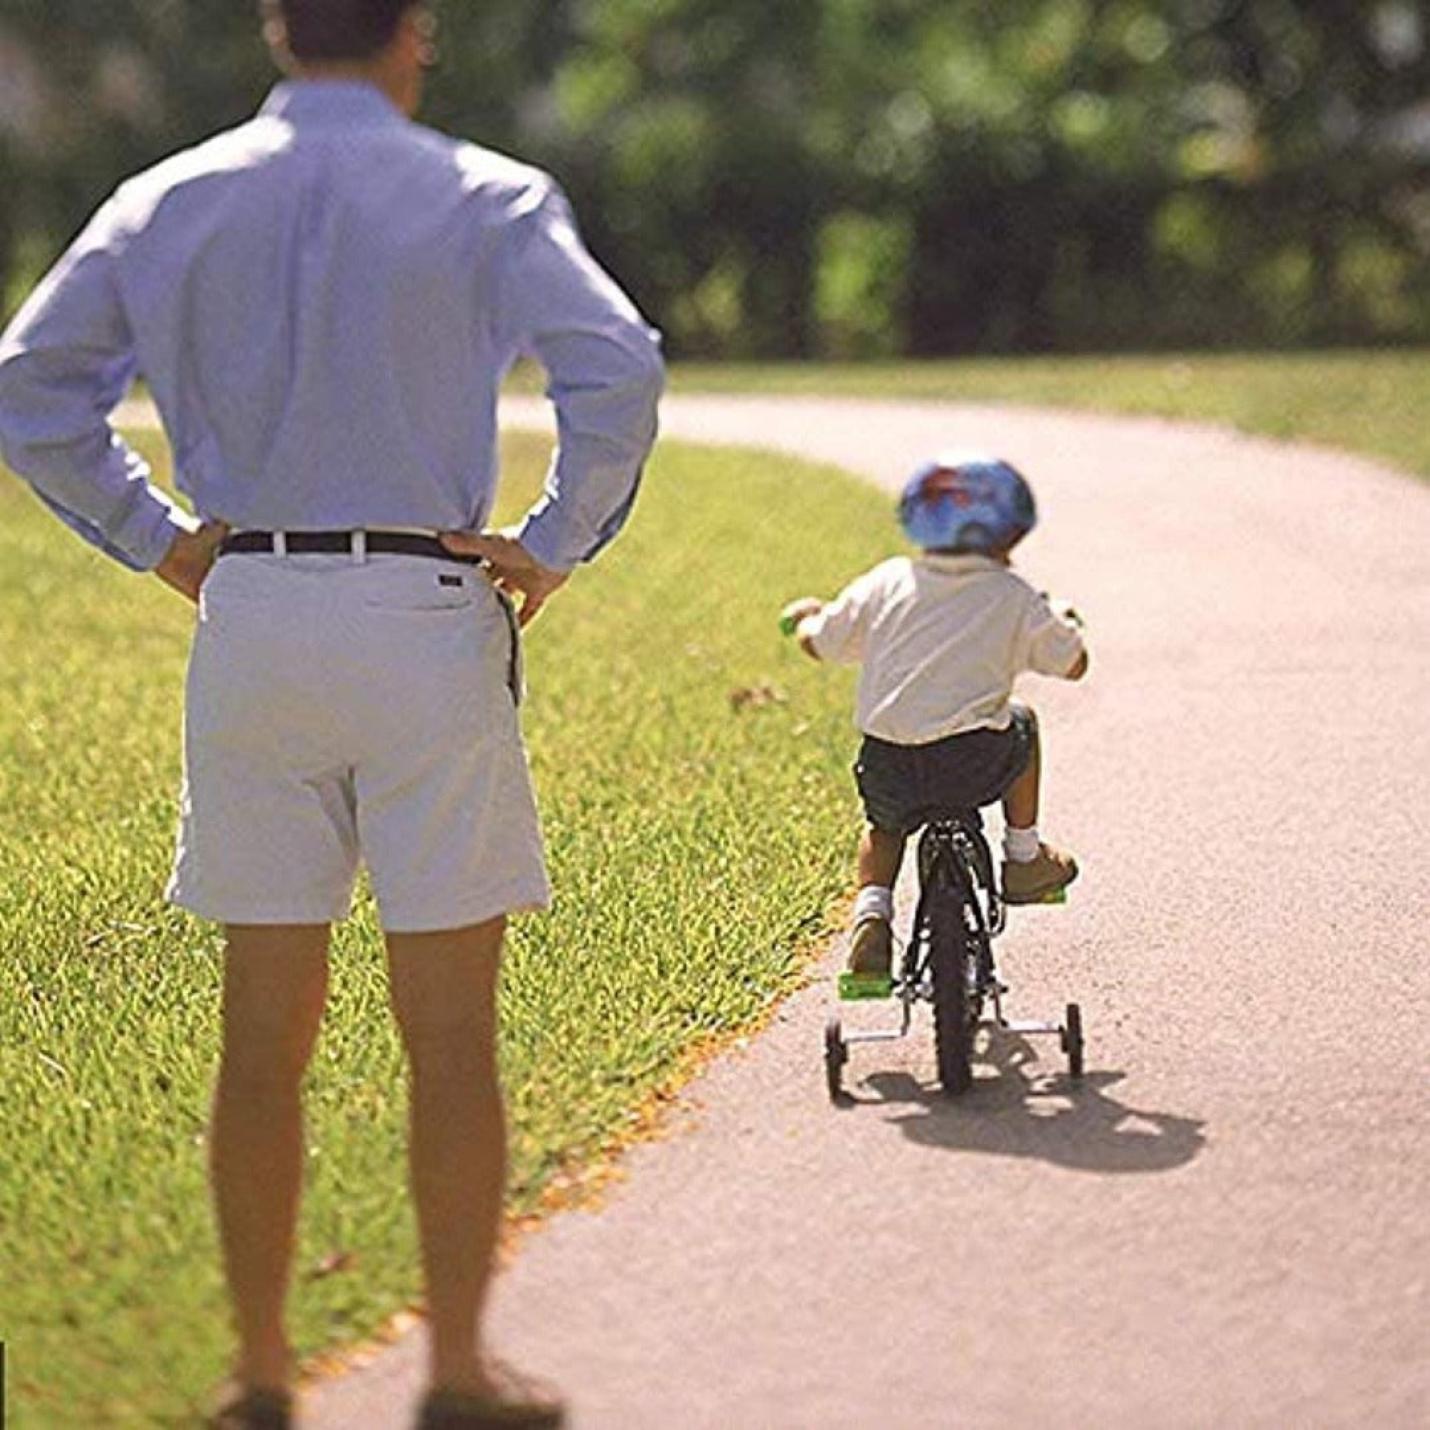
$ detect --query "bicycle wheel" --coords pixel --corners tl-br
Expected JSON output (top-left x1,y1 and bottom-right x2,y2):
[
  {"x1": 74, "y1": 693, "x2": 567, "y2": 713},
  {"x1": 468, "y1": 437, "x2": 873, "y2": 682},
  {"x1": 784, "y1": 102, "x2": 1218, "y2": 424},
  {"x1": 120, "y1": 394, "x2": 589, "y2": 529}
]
[
  {"x1": 1063, "y1": 1002, "x2": 1085, "y2": 1080},
  {"x1": 927, "y1": 870, "x2": 975, "y2": 1095},
  {"x1": 824, "y1": 1016, "x2": 847, "y2": 1102}
]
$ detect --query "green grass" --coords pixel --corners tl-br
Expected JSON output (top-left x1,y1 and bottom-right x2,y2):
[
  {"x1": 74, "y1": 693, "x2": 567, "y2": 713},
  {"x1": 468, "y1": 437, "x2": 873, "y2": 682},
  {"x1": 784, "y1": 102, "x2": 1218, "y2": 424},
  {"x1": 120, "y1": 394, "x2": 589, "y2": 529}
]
[
  {"x1": 664, "y1": 349, "x2": 1430, "y2": 480},
  {"x1": 8, "y1": 344, "x2": 1420, "y2": 1423},
  {"x1": 0, "y1": 431, "x2": 892, "y2": 1426}
]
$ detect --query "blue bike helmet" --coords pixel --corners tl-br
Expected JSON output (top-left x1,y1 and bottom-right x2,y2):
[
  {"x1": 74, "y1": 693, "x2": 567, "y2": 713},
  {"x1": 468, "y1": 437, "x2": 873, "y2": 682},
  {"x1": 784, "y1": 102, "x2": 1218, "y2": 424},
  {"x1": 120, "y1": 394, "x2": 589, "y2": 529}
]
[{"x1": 897, "y1": 453, "x2": 1036, "y2": 554}]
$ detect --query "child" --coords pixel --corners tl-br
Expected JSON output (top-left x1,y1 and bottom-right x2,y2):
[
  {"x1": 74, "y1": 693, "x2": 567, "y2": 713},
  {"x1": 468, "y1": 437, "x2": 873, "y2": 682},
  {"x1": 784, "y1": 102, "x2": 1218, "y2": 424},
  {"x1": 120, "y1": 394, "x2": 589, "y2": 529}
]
[{"x1": 783, "y1": 453, "x2": 1088, "y2": 982}]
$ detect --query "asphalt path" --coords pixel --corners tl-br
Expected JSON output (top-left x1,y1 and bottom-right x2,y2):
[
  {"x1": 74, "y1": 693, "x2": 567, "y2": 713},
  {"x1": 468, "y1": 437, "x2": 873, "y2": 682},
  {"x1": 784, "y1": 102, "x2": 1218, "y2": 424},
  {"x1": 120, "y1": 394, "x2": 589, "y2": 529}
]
[{"x1": 181, "y1": 393, "x2": 1429, "y2": 1429}]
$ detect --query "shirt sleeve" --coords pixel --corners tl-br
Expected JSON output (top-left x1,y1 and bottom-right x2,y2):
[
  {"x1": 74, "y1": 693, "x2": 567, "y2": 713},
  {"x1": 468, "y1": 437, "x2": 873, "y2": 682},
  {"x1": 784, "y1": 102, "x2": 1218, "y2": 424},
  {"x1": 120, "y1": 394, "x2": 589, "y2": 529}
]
[
  {"x1": 0, "y1": 198, "x2": 194, "y2": 571},
  {"x1": 493, "y1": 181, "x2": 665, "y2": 572},
  {"x1": 1021, "y1": 590, "x2": 1087, "y2": 677},
  {"x1": 801, "y1": 567, "x2": 884, "y2": 665}
]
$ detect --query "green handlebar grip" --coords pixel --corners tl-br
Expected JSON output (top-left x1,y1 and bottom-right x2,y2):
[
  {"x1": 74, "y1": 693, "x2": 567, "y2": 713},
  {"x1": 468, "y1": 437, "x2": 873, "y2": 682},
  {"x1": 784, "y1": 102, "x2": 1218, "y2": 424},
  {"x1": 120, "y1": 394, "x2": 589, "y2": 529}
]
[{"x1": 779, "y1": 613, "x2": 798, "y2": 637}]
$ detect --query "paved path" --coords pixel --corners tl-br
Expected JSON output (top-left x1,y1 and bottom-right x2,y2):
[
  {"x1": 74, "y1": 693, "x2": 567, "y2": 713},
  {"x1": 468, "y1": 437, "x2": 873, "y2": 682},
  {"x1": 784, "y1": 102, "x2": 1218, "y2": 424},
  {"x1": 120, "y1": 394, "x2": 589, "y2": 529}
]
[{"x1": 279, "y1": 395, "x2": 1427, "y2": 1428}]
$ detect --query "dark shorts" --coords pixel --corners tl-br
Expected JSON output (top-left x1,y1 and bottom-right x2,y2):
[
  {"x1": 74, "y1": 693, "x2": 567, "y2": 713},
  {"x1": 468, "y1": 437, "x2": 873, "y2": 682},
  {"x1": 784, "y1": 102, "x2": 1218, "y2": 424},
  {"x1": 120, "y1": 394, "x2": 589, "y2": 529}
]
[{"x1": 854, "y1": 706, "x2": 1036, "y2": 835}]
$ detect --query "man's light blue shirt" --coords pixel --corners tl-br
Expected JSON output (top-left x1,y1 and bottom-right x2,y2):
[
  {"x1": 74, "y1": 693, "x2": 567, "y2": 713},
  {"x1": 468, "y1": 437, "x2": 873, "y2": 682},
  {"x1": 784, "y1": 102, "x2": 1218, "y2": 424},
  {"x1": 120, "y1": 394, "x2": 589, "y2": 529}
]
[{"x1": 0, "y1": 80, "x2": 664, "y2": 572}]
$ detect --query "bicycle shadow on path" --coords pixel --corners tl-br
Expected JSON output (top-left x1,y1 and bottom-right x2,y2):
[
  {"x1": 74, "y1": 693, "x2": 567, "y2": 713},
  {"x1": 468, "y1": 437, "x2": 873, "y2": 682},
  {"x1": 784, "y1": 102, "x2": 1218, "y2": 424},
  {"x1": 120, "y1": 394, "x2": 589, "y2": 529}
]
[{"x1": 848, "y1": 1037, "x2": 1205, "y2": 1176}]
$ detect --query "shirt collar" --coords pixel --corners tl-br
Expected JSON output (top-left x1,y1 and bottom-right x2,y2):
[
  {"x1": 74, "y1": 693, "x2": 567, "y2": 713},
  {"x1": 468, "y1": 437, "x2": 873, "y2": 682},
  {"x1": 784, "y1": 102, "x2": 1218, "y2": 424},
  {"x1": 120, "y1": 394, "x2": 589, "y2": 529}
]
[
  {"x1": 916, "y1": 552, "x2": 1003, "y2": 575},
  {"x1": 259, "y1": 79, "x2": 404, "y2": 127}
]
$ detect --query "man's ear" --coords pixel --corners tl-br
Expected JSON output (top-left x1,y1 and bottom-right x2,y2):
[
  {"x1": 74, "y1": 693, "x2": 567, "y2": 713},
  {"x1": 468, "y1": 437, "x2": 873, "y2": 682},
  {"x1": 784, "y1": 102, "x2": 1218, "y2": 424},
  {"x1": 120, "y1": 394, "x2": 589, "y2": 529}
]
[
  {"x1": 406, "y1": 5, "x2": 439, "y2": 69},
  {"x1": 261, "y1": 3, "x2": 293, "y2": 68}
]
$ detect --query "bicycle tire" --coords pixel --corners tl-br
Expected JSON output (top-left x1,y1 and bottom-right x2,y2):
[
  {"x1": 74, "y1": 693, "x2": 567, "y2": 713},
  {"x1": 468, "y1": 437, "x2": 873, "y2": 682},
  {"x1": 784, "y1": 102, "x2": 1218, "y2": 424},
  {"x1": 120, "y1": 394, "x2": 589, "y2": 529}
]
[
  {"x1": 1064, "y1": 1002, "x2": 1085, "y2": 1080},
  {"x1": 824, "y1": 1016, "x2": 847, "y2": 1102},
  {"x1": 927, "y1": 861, "x2": 975, "y2": 1095}
]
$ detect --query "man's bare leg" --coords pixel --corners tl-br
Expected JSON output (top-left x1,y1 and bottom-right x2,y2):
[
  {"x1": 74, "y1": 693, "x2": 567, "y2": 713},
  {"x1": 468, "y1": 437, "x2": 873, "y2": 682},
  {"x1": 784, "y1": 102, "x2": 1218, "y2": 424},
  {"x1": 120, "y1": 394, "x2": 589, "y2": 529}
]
[
  {"x1": 386, "y1": 918, "x2": 507, "y2": 1396},
  {"x1": 212, "y1": 923, "x2": 331, "y2": 1392}
]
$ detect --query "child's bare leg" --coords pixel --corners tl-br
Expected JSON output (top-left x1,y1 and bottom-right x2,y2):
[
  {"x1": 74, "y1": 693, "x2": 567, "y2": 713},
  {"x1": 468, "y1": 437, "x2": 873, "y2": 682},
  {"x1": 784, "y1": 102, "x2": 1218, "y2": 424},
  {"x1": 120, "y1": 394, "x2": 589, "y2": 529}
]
[
  {"x1": 1002, "y1": 709, "x2": 1041, "y2": 832},
  {"x1": 1000, "y1": 707, "x2": 1079, "y2": 902},
  {"x1": 858, "y1": 825, "x2": 906, "y2": 889},
  {"x1": 849, "y1": 826, "x2": 905, "y2": 976}
]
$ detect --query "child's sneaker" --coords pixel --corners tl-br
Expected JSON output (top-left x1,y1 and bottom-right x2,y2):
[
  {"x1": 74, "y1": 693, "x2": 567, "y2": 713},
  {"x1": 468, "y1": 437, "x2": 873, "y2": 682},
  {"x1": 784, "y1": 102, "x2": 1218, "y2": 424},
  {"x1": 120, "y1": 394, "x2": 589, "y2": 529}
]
[
  {"x1": 1002, "y1": 843, "x2": 1079, "y2": 905},
  {"x1": 847, "y1": 915, "x2": 893, "y2": 977}
]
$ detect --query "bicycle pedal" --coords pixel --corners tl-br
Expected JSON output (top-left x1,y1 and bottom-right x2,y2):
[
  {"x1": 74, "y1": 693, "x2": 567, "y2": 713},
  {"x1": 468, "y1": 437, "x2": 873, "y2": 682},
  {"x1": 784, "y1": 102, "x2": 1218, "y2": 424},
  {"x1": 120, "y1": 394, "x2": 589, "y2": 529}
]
[
  {"x1": 1035, "y1": 887, "x2": 1069, "y2": 905},
  {"x1": 838, "y1": 972, "x2": 894, "y2": 1001}
]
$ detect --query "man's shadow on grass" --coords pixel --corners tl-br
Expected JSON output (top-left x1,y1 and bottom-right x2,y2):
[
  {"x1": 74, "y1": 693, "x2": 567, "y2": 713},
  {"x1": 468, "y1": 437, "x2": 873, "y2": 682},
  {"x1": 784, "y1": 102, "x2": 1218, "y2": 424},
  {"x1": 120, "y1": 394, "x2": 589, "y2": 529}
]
[{"x1": 846, "y1": 1035, "x2": 1205, "y2": 1176}]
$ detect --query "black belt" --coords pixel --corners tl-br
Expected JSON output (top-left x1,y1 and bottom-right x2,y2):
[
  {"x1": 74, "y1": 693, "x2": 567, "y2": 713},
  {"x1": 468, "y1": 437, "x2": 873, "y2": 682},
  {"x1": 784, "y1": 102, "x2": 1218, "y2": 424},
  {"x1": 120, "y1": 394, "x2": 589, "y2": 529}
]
[{"x1": 219, "y1": 531, "x2": 479, "y2": 563}]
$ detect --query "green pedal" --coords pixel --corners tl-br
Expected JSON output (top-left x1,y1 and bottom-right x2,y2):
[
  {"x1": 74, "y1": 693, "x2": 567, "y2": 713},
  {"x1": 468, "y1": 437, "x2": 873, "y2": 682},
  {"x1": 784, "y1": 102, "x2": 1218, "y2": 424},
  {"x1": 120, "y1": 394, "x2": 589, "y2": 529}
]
[
  {"x1": 839, "y1": 972, "x2": 894, "y2": 1001},
  {"x1": 1038, "y1": 887, "x2": 1069, "y2": 905}
]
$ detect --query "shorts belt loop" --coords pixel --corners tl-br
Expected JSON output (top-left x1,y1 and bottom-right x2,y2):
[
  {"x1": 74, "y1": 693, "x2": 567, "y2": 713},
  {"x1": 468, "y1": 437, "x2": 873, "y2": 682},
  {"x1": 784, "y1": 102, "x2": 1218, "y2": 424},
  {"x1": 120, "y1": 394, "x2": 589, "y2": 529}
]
[
  {"x1": 352, "y1": 530, "x2": 368, "y2": 564},
  {"x1": 273, "y1": 530, "x2": 288, "y2": 557}
]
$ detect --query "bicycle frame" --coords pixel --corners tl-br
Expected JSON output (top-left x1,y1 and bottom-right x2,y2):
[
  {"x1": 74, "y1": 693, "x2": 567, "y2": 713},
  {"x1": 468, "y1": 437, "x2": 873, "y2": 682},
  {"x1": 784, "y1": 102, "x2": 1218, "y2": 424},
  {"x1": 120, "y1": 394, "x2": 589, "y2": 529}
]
[
  {"x1": 827, "y1": 808, "x2": 1081, "y2": 1096},
  {"x1": 839, "y1": 811, "x2": 1001, "y2": 1053},
  {"x1": 910, "y1": 814, "x2": 1003, "y2": 995}
]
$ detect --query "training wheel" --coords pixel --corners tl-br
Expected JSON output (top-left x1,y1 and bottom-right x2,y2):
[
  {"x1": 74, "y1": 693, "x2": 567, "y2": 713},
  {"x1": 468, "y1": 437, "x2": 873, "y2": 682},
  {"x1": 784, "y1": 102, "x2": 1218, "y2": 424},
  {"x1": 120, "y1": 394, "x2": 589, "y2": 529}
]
[
  {"x1": 824, "y1": 1016, "x2": 848, "y2": 1101},
  {"x1": 1061, "y1": 1002, "x2": 1085, "y2": 1080}
]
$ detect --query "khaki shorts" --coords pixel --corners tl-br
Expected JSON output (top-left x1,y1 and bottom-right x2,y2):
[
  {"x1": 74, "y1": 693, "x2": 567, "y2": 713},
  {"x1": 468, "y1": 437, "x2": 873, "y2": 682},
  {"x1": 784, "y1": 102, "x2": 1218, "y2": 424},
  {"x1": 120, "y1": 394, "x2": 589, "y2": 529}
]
[{"x1": 167, "y1": 553, "x2": 551, "y2": 932}]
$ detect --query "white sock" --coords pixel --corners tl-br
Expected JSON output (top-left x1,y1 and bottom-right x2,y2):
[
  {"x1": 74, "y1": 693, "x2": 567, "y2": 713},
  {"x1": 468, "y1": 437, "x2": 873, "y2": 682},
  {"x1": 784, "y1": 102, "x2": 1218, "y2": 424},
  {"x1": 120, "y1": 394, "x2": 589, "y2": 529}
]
[
  {"x1": 854, "y1": 885, "x2": 894, "y2": 925},
  {"x1": 1004, "y1": 825, "x2": 1041, "y2": 863}
]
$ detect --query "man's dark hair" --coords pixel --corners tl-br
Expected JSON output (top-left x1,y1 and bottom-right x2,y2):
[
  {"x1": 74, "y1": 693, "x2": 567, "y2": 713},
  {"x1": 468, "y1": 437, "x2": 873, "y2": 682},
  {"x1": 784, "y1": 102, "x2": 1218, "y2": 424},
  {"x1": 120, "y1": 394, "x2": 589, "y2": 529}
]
[{"x1": 268, "y1": 0, "x2": 418, "y2": 63}]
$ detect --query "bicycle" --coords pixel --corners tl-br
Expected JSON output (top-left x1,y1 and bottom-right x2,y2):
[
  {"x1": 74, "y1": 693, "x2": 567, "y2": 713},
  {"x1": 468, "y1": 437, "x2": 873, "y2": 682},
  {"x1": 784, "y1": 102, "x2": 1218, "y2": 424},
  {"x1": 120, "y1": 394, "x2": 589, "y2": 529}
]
[{"x1": 824, "y1": 807, "x2": 1084, "y2": 1100}]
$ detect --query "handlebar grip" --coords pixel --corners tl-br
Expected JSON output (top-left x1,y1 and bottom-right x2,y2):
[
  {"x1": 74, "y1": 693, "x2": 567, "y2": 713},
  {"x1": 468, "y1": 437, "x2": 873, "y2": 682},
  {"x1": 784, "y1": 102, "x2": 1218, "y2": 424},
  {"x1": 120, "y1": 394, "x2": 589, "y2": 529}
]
[{"x1": 779, "y1": 613, "x2": 799, "y2": 637}]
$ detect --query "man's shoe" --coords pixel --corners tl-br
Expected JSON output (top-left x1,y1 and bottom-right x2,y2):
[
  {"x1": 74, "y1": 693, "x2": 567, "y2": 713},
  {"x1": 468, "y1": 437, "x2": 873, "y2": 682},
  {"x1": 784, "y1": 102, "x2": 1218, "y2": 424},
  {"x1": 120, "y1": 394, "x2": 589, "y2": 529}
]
[
  {"x1": 205, "y1": 1382, "x2": 293, "y2": 1430},
  {"x1": 417, "y1": 1363, "x2": 566, "y2": 1429},
  {"x1": 1002, "y1": 843, "x2": 1079, "y2": 905},
  {"x1": 847, "y1": 916, "x2": 893, "y2": 977}
]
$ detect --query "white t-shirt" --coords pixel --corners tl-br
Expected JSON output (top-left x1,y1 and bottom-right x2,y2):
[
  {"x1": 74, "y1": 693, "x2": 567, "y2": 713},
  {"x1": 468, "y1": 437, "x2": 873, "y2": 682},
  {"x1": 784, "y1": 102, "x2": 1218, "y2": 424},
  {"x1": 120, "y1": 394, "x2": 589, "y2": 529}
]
[{"x1": 801, "y1": 554, "x2": 1086, "y2": 746}]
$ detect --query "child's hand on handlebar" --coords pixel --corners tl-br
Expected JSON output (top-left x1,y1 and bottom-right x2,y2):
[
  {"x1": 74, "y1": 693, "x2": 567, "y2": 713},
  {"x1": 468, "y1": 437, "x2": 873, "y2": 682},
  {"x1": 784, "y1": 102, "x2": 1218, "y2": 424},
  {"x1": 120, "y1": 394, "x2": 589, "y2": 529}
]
[
  {"x1": 1040, "y1": 593, "x2": 1084, "y2": 630},
  {"x1": 779, "y1": 597, "x2": 824, "y2": 636}
]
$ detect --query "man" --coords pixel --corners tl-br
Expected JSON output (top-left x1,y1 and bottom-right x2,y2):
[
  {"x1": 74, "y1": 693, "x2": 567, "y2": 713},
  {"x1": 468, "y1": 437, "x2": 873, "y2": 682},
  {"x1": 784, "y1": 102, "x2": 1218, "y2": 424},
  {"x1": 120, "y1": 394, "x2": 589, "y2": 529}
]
[{"x1": 0, "y1": 1, "x2": 663, "y2": 1425}]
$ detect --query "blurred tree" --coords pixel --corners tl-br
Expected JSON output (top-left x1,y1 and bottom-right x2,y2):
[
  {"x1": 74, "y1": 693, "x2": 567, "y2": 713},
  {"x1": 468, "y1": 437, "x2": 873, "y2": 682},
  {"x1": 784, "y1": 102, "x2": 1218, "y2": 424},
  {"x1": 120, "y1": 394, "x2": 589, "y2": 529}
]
[
  {"x1": 2, "y1": 0, "x2": 1428, "y2": 354},
  {"x1": 0, "y1": 137, "x2": 17, "y2": 312},
  {"x1": 532, "y1": 0, "x2": 827, "y2": 356},
  {"x1": 1173, "y1": 0, "x2": 1430, "y2": 345},
  {"x1": 0, "y1": 0, "x2": 269, "y2": 302}
]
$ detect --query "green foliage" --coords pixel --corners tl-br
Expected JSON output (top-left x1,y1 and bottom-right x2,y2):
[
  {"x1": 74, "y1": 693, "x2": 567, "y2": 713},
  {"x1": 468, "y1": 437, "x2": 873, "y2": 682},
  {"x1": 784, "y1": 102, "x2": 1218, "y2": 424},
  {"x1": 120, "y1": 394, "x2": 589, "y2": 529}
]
[
  {"x1": 2, "y1": 2, "x2": 1429, "y2": 351},
  {"x1": 814, "y1": 212, "x2": 912, "y2": 358},
  {"x1": 0, "y1": 429, "x2": 892, "y2": 1424}
]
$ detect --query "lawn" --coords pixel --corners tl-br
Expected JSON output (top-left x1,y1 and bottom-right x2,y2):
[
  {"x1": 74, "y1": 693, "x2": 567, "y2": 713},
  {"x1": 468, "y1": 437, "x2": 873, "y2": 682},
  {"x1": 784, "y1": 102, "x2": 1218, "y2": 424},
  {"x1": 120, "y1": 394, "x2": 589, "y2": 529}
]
[
  {"x1": 667, "y1": 349, "x2": 1430, "y2": 480},
  {"x1": 0, "y1": 430, "x2": 891, "y2": 1426},
  {"x1": 4, "y1": 345, "x2": 1422, "y2": 1425}
]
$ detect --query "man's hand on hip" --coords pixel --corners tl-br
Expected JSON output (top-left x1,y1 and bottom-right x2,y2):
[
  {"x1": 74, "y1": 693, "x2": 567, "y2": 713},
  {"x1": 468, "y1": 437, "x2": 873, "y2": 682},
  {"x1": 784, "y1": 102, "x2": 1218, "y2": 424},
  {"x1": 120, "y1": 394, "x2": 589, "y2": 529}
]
[
  {"x1": 155, "y1": 521, "x2": 229, "y2": 603},
  {"x1": 441, "y1": 528, "x2": 568, "y2": 627}
]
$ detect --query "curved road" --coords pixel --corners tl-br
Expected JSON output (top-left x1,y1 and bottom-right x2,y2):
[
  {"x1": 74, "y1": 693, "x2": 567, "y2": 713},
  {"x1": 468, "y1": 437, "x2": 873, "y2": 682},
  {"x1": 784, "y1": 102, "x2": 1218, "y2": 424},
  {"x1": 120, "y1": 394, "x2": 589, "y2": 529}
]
[{"x1": 299, "y1": 394, "x2": 1430, "y2": 1428}]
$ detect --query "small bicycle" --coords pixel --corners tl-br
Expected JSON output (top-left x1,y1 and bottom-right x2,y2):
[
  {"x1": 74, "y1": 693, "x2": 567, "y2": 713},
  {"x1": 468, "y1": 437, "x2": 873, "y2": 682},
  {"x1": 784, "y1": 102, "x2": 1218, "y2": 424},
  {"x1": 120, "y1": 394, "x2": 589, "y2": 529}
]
[{"x1": 824, "y1": 808, "x2": 1084, "y2": 1100}]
